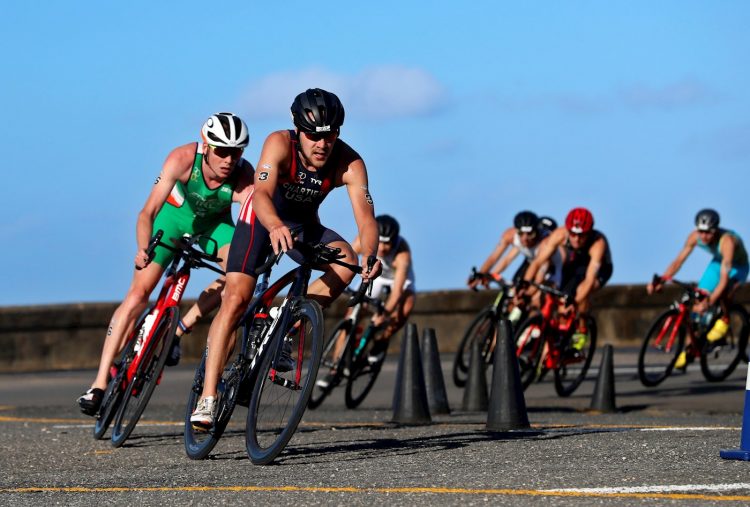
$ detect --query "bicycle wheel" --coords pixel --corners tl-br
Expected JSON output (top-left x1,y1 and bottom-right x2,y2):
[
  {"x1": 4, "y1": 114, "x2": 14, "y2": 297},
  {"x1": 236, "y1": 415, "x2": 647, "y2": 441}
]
[
  {"x1": 637, "y1": 309, "x2": 686, "y2": 387},
  {"x1": 344, "y1": 327, "x2": 385, "y2": 409},
  {"x1": 554, "y1": 316, "x2": 597, "y2": 397},
  {"x1": 110, "y1": 307, "x2": 178, "y2": 447},
  {"x1": 513, "y1": 314, "x2": 545, "y2": 390},
  {"x1": 309, "y1": 319, "x2": 351, "y2": 409},
  {"x1": 700, "y1": 304, "x2": 750, "y2": 382},
  {"x1": 183, "y1": 352, "x2": 243, "y2": 460},
  {"x1": 93, "y1": 315, "x2": 143, "y2": 440},
  {"x1": 246, "y1": 299, "x2": 324, "y2": 465},
  {"x1": 452, "y1": 307, "x2": 496, "y2": 387}
]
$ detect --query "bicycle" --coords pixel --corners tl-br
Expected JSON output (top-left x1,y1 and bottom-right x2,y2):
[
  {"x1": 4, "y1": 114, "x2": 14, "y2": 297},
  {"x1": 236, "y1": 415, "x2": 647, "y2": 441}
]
[
  {"x1": 513, "y1": 282, "x2": 597, "y2": 396},
  {"x1": 183, "y1": 238, "x2": 371, "y2": 464},
  {"x1": 638, "y1": 275, "x2": 749, "y2": 387},
  {"x1": 452, "y1": 267, "x2": 520, "y2": 387},
  {"x1": 93, "y1": 230, "x2": 224, "y2": 447},
  {"x1": 308, "y1": 287, "x2": 386, "y2": 410}
]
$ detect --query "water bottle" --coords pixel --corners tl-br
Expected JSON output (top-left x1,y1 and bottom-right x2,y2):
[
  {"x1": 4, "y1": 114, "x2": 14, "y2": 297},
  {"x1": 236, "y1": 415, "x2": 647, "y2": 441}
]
[
  {"x1": 135, "y1": 313, "x2": 156, "y2": 353},
  {"x1": 508, "y1": 307, "x2": 523, "y2": 324}
]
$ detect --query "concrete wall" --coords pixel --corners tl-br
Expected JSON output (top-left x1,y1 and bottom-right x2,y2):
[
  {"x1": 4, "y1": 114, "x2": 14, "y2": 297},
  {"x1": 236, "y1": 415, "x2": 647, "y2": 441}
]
[{"x1": 1, "y1": 284, "x2": 748, "y2": 372}]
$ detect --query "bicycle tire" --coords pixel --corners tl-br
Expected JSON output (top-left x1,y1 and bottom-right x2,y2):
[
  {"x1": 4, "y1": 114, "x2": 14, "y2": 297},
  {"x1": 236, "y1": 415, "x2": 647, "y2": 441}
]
[
  {"x1": 637, "y1": 309, "x2": 686, "y2": 387},
  {"x1": 183, "y1": 352, "x2": 241, "y2": 460},
  {"x1": 245, "y1": 299, "x2": 324, "y2": 465},
  {"x1": 110, "y1": 307, "x2": 178, "y2": 447},
  {"x1": 554, "y1": 316, "x2": 597, "y2": 397},
  {"x1": 93, "y1": 312, "x2": 145, "y2": 440},
  {"x1": 452, "y1": 307, "x2": 496, "y2": 387},
  {"x1": 309, "y1": 319, "x2": 352, "y2": 409},
  {"x1": 344, "y1": 327, "x2": 385, "y2": 409},
  {"x1": 700, "y1": 304, "x2": 750, "y2": 382},
  {"x1": 513, "y1": 314, "x2": 545, "y2": 390}
]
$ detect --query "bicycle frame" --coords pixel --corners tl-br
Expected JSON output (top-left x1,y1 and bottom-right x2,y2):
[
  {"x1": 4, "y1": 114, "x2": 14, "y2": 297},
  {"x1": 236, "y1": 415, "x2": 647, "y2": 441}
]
[
  {"x1": 525, "y1": 289, "x2": 577, "y2": 370},
  {"x1": 651, "y1": 280, "x2": 706, "y2": 358}
]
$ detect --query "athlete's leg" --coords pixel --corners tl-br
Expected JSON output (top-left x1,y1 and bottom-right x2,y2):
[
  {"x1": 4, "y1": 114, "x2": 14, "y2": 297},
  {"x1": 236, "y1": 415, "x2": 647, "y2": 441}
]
[
  {"x1": 201, "y1": 272, "x2": 257, "y2": 398},
  {"x1": 381, "y1": 290, "x2": 416, "y2": 341},
  {"x1": 177, "y1": 243, "x2": 230, "y2": 334},
  {"x1": 91, "y1": 263, "x2": 164, "y2": 390}
]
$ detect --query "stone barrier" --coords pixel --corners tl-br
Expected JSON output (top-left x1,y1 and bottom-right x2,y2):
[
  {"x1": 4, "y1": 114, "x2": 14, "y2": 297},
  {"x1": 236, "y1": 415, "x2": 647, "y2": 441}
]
[{"x1": 1, "y1": 284, "x2": 748, "y2": 372}]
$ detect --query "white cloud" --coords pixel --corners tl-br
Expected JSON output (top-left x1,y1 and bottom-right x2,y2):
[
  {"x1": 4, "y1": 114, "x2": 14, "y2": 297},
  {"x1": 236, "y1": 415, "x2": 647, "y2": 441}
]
[{"x1": 240, "y1": 65, "x2": 448, "y2": 121}]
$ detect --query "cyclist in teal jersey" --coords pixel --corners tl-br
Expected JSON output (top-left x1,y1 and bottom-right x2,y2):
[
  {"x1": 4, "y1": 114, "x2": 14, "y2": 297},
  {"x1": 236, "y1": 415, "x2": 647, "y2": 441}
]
[
  {"x1": 77, "y1": 113, "x2": 255, "y2": 416},
  {"x1": 648, "y1": 209, "x2": 748, "y2": 367}
]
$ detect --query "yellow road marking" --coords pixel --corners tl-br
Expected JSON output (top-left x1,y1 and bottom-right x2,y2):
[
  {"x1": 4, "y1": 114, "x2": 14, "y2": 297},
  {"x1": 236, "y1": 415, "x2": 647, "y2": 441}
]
[{"x1": 1, "y1": 485, "x2": 749, "y2": 501}]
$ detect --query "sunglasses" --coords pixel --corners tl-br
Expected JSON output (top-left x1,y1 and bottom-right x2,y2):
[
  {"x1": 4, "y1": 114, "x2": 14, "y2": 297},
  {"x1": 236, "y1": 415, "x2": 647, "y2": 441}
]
[
  {"x1": 304, "y1": 130, "x2": 339, "y2": 142},
  {"x1": 210, "y1": 145, "x2": 243, "y2": 159}
]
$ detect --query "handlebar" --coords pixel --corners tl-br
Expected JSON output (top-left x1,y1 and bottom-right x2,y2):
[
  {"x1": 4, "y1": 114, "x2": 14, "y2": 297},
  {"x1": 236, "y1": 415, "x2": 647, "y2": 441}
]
[
  {"x1": 137, "y1": 230, "x2": 225, "y2": 276},
  {"x1": 468, "y1": 267, "x2": 513, "y2": 291},
  {"x1": 529, "y1": 281, "x2": 572, "y2": 305},
  {"x1": 342, "y1": 286, "x2": 385, "y2": 314},
  {"x1": 651, "y1": 274, "x2": 708, "y2": 301}
]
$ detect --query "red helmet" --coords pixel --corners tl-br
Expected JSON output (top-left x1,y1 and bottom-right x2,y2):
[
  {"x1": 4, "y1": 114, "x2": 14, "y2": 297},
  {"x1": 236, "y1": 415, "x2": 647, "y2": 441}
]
[{"x1": 565, "y1": 207, "x2": 594, "y2": 234}]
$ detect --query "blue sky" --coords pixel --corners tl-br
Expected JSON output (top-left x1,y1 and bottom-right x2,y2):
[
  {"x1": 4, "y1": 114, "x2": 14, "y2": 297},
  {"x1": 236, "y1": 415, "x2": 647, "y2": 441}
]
[{"x1": 1, "y1": 1, "x2": 748, "y2": 305}]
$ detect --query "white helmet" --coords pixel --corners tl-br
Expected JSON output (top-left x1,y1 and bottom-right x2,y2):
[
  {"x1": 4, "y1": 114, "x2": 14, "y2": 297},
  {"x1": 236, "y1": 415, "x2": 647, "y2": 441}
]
[{"x1": 201, "y1": 112, "x2": 249, "y2": 148}]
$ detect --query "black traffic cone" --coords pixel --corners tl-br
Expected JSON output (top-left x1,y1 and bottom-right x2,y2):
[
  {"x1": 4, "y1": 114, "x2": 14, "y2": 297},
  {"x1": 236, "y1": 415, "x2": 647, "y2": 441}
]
[
  {"x1": 462, "y1": 338, "x2": 488, "y2": 411},
  {"x1": 421, "y1": 327, "x2": 450, "y2": 415},
  {"x1": 589, "y1": 344, "x2": 617, "y2": 413},
  {"x1": 486, "y1": 319, "x2": 530, "y2": 431},
  {"x1": 392, "y1": 323, "x2": 432, "y2": 424}
]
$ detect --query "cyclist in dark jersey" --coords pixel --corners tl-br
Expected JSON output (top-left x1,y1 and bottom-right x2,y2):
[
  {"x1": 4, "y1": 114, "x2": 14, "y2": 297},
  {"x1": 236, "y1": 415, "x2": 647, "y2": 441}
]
[
  {"x1": 77, "y1": 113, "x2": 255, "y2": 416},
  {"x1": 520, "y1": 207, "x2": 613, "y2": 350},
  {"x1": 191, "y1": 89, "x2": 382, "y2": 430}
]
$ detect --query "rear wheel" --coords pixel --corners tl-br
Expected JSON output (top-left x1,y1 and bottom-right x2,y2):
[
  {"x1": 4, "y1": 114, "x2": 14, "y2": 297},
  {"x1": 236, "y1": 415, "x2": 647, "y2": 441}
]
[
  {"x1": 638, "y1": 309, "x2": 686, "y2": 387},
  {"x1": 513, "y1": 314, "x2": 545, "y2": 390},
  {"x1": 93, "y1": 313, "x2": 144, "y2": 440},
  {"x1": 700, "y1": 304, "x2": 750, "y2": 382},
  {"x1": 452, "y1": 307, "x2": 496, "y2": 387},
  {"x1": 345, "y1": 326, "x2": 385, "y2": 409},
  {"x1": 308, "y1": 319, "x2": 352, "y2": 409},
  {"x1": 110, "y1": 307, "x2": 178, "y2": 447},
  {"x1": 554, "y1": 316, "x2": 597, "y2": 397},
  {"x1": 246, "y1": 299, "x2": 323, "y2": 465}
]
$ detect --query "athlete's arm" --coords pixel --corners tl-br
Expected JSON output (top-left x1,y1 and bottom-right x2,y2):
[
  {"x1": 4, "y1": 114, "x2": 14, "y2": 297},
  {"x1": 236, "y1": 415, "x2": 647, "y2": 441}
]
[
  {"x1": 231, "y1": 159, "x2": 256, "y2": 204},
  {"x1": 524, "y1": 227, "x2": 565, "y2": 285},
  {"x1": 710, "y1": 234, "x2": 736, "y2": 305},
  {"x1": 340, "y1": 149, "x2": 381, "y2": 281},
  {"x1": 252, "y1": 131, "x2": 293, "y2": 254},
  {"x1": 469, "y1": 228, "x2": 513, "y2": 288},
  {"x1": 134, "y1": 143, "x2": 194, "y2": 267},
  {"x1": 575, "y1": 236, "x2": 606, "y2": 305},
  {"x1": 648, "y1": 231, "x2": 697, "y2": 293}
]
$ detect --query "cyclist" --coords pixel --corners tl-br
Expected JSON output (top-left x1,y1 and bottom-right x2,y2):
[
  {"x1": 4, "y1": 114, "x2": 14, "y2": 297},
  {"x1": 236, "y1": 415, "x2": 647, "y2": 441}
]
[
  {"x1": 316, "y1": 215, "x2": 415, "y2": 388},
  {"x1": 647, "y1": 208, "x2": 748, "y2": 368},
  {"x1": 520, "y1": 207, "x2": 613, "y2": 351},
  {"x1": 77, "y1": 113, "x2": 255, "y2": 416},
  {"x1": 469, "y1": 211, "x2": 562, "y2": 318},
  {"x1": 190, "y1": 88, "x2": 382, "y2": 430}
]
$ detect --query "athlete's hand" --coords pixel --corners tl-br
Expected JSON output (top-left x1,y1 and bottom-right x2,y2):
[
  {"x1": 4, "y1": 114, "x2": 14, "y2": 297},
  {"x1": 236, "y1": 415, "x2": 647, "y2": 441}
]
[
  {"x1": 268, "y1": 224, "x2": 293, "y2": 254},
  {"x1": 134, "y1": 249, "x2": 151, "y2": 270},
  {"x1": 361, "y1": 255, "x2": 382, "y2": 282},
  {"x1": 371, "y1": 313, "x2": 387, "y2": 327}
]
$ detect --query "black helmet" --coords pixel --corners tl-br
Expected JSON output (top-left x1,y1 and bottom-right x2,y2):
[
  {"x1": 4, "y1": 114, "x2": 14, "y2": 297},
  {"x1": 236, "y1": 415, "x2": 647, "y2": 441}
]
[
  {"x1": 538, "y1": 216, "x2": 558, "y2": 233},
  {"x1": 695, "y1": 208, "x2": 720, "y2": 231},
  {"x1": 376, "y1": 214, "x2": 400, "y2": 243},
  {"x1": 290, "y1": 88, "x2": 345, "y2": 134},
  {"x1": 513, "y1": 211, "x2": 539, "y2": 234}
]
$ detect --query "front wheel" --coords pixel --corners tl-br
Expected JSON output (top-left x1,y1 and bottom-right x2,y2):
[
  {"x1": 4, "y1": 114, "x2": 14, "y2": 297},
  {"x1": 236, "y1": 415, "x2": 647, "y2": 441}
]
[
  {"x1": 700, "y1": 304, "x2": 750, "y2": 382},
  {"x1": 245, "y1": 299, "x2": 324, "y2": 465},
  {"x1": 638, "y1": 309, "x2": 686, "y2": 387},
  {"x1": 308, "y1": 319, "x2": 352, "y2": 409},
  {"x1": 110, "y1": 307, "x2": 178, "y2": 447},
  {"x1": 452, "y1": 307, "x2": 497, "y2": 387},
  {"x1": 554, "y1": 316, "x2": 597, "y2": 397}
]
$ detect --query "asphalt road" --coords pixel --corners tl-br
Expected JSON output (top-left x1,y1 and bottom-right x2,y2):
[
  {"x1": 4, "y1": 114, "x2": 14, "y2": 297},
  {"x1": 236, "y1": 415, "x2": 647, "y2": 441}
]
[{"x1": 2, "y1": 346, "x2": 750, "y2": 506}]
